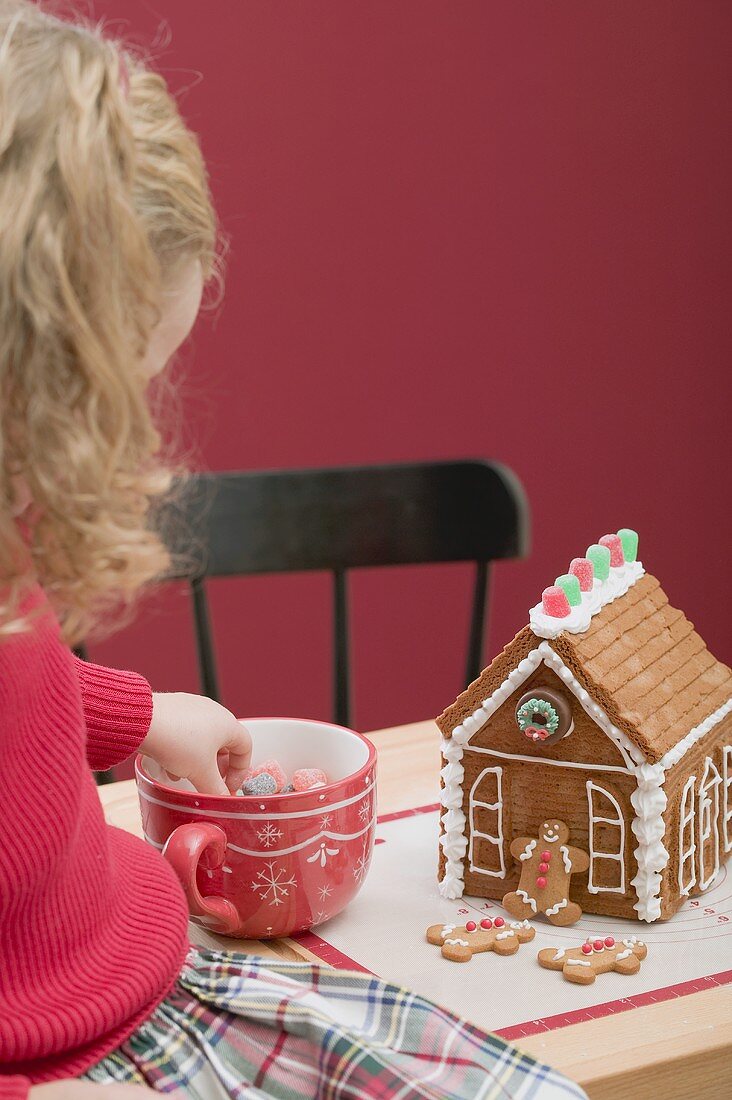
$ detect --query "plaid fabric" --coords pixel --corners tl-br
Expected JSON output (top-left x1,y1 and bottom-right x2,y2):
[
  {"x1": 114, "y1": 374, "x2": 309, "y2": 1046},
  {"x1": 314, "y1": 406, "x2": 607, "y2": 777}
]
[{"x1": 84, "y1": 947, "x2": 586, "y2": 1099}]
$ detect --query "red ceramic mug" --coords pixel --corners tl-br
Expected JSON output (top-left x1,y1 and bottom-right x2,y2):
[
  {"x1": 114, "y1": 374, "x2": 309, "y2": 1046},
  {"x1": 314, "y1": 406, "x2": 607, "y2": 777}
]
[{"x1": 136, "y1": 718, "x2": 376, "y2": 939}]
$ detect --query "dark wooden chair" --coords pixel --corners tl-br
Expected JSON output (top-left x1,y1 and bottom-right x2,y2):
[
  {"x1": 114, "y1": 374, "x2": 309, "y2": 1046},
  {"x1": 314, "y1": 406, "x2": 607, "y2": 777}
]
[{"x1": 156, "y1": 459, "x2": 529, "y2": 727}]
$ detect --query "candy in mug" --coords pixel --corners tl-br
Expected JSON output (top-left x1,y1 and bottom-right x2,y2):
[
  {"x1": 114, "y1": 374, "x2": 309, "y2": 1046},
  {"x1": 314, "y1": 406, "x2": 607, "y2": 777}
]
[{"x1": 136, "y1": 718, "x2": 376, "y2": 939}]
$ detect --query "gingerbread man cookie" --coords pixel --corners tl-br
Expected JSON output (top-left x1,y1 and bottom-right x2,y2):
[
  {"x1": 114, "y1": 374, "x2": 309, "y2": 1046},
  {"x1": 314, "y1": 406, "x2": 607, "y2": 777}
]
[
  {"x1": 502, "y1": 820, "x2": 589, "y2": 926},
  {"x1": 426, "y1": 915, "x2": 535, "y2": 963},
  {"x1": 538, "y1": 935, "x2": 647, "y2": 984}
]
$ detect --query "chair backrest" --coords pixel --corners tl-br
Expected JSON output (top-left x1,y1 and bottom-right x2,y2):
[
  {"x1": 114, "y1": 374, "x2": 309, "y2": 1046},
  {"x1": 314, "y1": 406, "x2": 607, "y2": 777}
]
[{"x1": 161, "y1": 460, "x2": 529, "y2": 727}]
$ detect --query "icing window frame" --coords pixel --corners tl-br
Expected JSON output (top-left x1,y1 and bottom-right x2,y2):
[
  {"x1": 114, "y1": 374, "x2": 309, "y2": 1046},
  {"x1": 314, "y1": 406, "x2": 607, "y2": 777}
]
[
  {"x1": 723, "y1": 746, "x2": 732, "y2": 854},
  {"x1": 698, "y1": 758, "x2": 722, "y2": 891},
  {"x1": 678, "y1": 775, "x2": 697, "y2": 897},
  {"x1": 468, "y1": 766, "x2": 505, "y2": 878},
  {"x1": 585, "y1": 781, "x2": 625, "y2": 894}
]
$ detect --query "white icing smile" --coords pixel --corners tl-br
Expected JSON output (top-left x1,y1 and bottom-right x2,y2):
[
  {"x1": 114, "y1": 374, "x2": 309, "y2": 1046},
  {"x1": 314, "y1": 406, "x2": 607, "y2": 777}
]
[{"x1": 543, "y1": 832, "x2": 559, "y2": 843}]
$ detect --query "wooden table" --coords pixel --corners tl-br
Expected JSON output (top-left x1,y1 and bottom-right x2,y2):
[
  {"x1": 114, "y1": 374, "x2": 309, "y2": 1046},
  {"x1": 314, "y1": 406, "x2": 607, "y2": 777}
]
[{"x1": 100, "y1": 720, "x2": 732, "y2": 1100}]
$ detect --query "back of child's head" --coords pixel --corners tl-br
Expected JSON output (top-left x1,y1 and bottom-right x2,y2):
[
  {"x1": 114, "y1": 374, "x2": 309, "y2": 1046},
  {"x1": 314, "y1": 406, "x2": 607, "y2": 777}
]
[{"x1": 0, "y1": 0, "x2": 218, "y2": 641}]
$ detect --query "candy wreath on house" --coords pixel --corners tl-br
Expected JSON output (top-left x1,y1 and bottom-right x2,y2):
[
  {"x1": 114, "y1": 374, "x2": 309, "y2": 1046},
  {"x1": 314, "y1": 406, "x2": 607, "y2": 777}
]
[{"x1": 437, "y1": 530, "x2": 732, "y2": 922}]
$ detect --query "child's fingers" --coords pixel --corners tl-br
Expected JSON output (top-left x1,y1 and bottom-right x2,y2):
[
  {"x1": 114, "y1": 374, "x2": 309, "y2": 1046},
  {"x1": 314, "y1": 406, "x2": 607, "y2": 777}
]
[
  {"x1": 189, "y1": 760, "x2": 229, "y2": 796},
  {"x1": 224, "y1": 721, "x2": 253, "y2": 792}
]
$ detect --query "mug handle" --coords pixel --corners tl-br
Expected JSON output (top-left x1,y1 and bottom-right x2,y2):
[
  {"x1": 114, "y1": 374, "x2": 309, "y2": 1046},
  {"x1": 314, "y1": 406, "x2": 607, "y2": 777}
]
[{"x1": 162, "y1": 821, "x2": 241, "y2": 934}]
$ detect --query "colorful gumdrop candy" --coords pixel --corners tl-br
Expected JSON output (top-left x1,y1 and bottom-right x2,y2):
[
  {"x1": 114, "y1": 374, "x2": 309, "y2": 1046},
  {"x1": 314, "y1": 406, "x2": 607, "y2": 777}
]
[
  {"x1": 555, "y1": 574, "x2": 581, "y2": 607},
  {"x1": 541, "y1": 585, "x2": 570, "y2": 618},
  {"x1": 617, "y1": 528, "x2": 638, "y2": 563},
  {"x1": 599, "y1": 533, "x2": 624, "y2": 567},
  {"x1": 569, "y1": 557, "x2": 594, "y2": 592},
  {"x1": 586, "y1": 543, "x2": 611, "y2": 581},
  {"x1": 242, "y1": 761, "x2": 286, "y2": 796},
  {"x1": 292, "y1": 768, "x2": 329, "y2": 791},
  {"x1": 241, "y1": 758, "x2": 288, "y2": 793},
  {"x1": 239, "y1": 772, "x2": 278, "y2": 796}
]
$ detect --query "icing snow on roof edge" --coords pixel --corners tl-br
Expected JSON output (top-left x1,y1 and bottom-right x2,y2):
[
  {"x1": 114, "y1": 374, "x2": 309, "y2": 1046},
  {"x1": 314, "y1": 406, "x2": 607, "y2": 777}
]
[
  {"x1": 529, "y1": 529, "x2": 643, "y2": 639},
  {"x1": 529, "y1": 560, "x2": 645, "y2": 638}
]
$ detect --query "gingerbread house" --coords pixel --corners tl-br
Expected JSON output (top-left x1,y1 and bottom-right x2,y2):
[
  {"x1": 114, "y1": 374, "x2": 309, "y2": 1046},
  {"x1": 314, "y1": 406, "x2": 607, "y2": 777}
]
[{"x1": 437, "y1": 530, "x2": 732, "y2": 922}]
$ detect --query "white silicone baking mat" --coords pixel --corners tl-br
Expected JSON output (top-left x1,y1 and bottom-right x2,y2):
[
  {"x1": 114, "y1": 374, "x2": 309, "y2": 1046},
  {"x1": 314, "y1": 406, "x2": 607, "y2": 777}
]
[{"x1": 294, "y1": 804, "x2": 732, "y2": 1039}]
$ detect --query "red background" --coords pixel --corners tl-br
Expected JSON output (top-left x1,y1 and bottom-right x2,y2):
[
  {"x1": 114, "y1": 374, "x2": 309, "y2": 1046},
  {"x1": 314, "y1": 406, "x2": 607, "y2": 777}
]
[{"x1": 88, "y1": 1, "x2": 731, "y2": 746}]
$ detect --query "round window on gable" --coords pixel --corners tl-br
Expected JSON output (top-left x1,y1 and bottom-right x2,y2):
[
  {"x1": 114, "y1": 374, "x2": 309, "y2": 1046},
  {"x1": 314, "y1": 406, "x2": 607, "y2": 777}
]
[{"x1": 515, "y1": 688, "x2": 574, "y2": 747}]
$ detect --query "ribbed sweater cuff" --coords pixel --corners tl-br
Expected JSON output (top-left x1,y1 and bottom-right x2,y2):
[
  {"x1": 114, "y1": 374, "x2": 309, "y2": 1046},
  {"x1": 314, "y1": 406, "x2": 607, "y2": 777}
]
[
  {"x1": 73, "y1": 656, "x2": 154, "y2": 771},
  {"x1": 0, "y1": 1077, "x2": 31, "y2": 1100}
]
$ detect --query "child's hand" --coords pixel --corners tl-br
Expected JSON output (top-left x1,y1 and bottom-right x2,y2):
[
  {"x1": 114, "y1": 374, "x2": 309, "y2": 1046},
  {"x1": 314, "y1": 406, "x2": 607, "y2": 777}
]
[{"x1": 141, "y1": 693, "x2": 252, "y2": 796}]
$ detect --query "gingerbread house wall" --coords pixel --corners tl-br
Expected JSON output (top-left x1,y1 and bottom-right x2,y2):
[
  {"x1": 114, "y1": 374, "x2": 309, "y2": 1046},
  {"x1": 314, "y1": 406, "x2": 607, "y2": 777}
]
[
  {"x1": 449, "y1": 663, "x2": 643, "y2": 920},
  {"x1": 660, "y1": 714, "x2": 732, "y2": 919}
]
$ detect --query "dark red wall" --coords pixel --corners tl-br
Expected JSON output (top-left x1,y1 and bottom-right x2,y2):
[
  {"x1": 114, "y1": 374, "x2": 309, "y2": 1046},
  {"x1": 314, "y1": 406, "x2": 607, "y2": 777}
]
[{"x1": 89, "y1": 1, "x2": 731, "y2": 743}]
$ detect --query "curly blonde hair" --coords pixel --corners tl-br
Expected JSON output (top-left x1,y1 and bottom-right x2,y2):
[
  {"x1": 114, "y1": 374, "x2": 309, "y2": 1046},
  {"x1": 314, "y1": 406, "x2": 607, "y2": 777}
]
[{"x1": 0, "y1": 1, "x2": 218, "y2": 643}]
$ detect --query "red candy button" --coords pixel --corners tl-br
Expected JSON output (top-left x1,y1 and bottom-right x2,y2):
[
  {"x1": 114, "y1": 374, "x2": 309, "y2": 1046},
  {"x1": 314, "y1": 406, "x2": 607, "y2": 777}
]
[
  {"x1": 494, "y1": 917, "x2": 505, "y2": 928},
  {"x1": 480, "y1": 918, "x2": 492, "y2": 930},
  {"x1": 581, "y1": 943, "x2": 592, "y2": 955},
  {"x1": 569, "y1": 557, "x2": 594, "y2": 592},
  {"x1": 542, "y1": 585, "x2": 570, "y2": 618},
  {"x1": 541, "y1": 851, "x2": 551, "y2": 862},
  {"x1": 593, "y1": 939, "x2": 604, "y2": 952},
  {"x1": 538, "y1": 862, "x2": 549, "y2": 873},
  {"x1": 465, "y1": 921, "x2": 477, "y2": 932},
  {"x1": 599, "y1": 533, "x2": 624, "y2": 567},
  {"x1": 536, "y1": 876, "x2": 547, "y2": 888},
  {"x1": 604, "y1": 936, "x2": 615, "y2": 948}
]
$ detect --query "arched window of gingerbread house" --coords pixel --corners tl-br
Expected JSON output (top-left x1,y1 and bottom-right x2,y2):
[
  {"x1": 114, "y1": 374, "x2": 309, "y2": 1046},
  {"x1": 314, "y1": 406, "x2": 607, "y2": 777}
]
[
  {"x1": 678, "y1": 775, "x2": 697, "y2": 896},
  {"x1": 468, "y1": 766, "x2": 505, "y2": 878},
  {"x1": 698, "y1": 758, "x2": 722, "y2": 891},
  {"x1": 586, "y1": 781, "x2": 625, "y2": 894},
  {"x1": 723, "y1": 747, "x2": 732, "y2": 854}
]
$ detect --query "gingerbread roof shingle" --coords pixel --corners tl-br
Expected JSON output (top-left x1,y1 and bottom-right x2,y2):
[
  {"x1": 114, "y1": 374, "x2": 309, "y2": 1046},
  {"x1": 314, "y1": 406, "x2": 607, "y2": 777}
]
[
  {"x1": 551, "y1": 573, "x2": 732, "y2": 762},
  {"x1": 440, "y1": 572, "x2": 732, "y2": 765}
]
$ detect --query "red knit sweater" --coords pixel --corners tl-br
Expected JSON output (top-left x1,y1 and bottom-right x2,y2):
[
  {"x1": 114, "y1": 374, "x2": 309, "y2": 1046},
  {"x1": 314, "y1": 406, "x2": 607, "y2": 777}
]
[{"x1": 0, "y1": 585, "x2": 189, "y2": 1097}]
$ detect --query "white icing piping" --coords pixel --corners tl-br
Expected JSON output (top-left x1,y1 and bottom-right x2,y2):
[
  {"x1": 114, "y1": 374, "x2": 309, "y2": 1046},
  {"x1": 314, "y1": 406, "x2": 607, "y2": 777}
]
[
  {"x1": 658, "y1": 697, "x2": 732, "y2": 770},
  {"x1": 529, "y1": 561, "x2": 645, "y2": 639},
  {"x1": 724, "y1": 747, "x2": 732, "y2": 853},
  {"x1": 630, "y1": 763, "x2": 668, "y2": 921},
  {"x1": 495, "y1": 930, "x2": 514, "y2": 940},
  {"x1": 572, "y1": 959, "x2": 593, "y2": 967},
  {"x1": 678, "y1": 775, "x2": 697, "y2": 896},
  {"x1": 559, "y1": 845, "x2": 572, "y2": 874},
  {"x1": 467, "y1": 766, "x2": 505, "y2": 878},
  {"x1": 519, "y1": 840, "x2": 536, "y2": 861},
  {"x1": 615, "y1": 948, "x2": 633, "y2": 961},
  {"x1": 552, "y1": 947, "x2": 566, "y2": 961},
  {"x1": 698, "y1": 758, "x2": 722, "y2": 890},
  {"x1": 545, "y1": 898, "x2": 568, "y2": 916},
  {"x1": 586, "y1": 781, "x2": 626, "y2": 895},
  {"x1": 462, "y1": 745, "x2": 631, "y2": 776},
  {"x1": 516, "y1": 888, "x2": 537, "y2": 913},
  {"x1": 444, "y1": 938, "x2": 469, "y2": 947}
]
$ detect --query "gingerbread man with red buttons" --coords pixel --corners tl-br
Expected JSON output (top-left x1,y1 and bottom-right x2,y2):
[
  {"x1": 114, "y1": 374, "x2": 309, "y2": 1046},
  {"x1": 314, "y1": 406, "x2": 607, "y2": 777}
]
[{"x1": 502, "y1": 819, "x2": 589, "y2": 926}]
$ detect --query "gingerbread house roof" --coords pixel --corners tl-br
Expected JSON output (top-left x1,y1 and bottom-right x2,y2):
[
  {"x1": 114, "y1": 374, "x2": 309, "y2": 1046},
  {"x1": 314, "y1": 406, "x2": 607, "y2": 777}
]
[{"x1": 439, "y1": 571, "x2": 732, "y2": 766}]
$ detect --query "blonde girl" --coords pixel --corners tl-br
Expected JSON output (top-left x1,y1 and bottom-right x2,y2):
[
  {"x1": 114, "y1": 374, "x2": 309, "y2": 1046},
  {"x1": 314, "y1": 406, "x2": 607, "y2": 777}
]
[{"x1": 0, "y1": 4, "x2": 583, "y2": 1098}]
